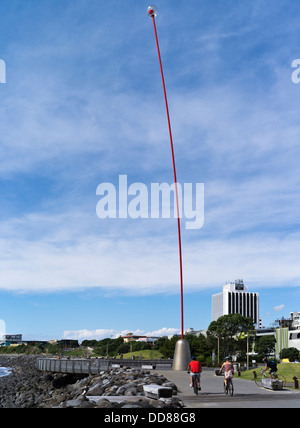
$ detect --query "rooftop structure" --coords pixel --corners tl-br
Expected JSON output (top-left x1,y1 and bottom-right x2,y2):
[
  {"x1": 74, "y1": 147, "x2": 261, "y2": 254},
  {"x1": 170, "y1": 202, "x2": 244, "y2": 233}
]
[{"x1": 212, "y1": 279, "x2": 259, "y2": 325}]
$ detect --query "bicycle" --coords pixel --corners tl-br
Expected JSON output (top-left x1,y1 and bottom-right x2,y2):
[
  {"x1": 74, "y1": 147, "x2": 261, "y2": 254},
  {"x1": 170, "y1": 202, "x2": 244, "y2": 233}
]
[
  {"x1": 191, "y1": 373, "x2": 201, "y2": 395},
  {"x1": 254, "y1": 369, "x2": 286, "y2": 388},
  {"x1": 224, "y1": 376, "x2": 234, "y2": 396}
]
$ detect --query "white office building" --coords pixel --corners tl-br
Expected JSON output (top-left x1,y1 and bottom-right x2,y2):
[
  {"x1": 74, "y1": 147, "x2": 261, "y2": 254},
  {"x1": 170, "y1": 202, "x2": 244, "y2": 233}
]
[
  {"x1": 212, "y1": 279, "x2": 259, "y2": 325},
  {"x1": 290, "y1": 312, "x2": 300, "y2": 330}
]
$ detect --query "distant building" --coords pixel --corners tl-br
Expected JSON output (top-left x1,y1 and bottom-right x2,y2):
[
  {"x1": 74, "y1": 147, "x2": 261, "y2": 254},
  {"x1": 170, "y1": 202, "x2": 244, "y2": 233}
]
[
  {"x1": 48, "y1": 339, "x2": 79, "y2": 348},
  {"x1": 286, "y1": 312, "x2": 300, "y2": 356},
  {"x1": 212, "y1": 279, "x2": 259, "y2": 325},
  {"x1": 121, "y1": 333, "x2": 158, "y2": 344},
  {"x1": 3, "y1": 334, "x2": 22, "y2": 346},
  {"x1": 121, "y1": 333, "x2": 147, "y2": 343},
  {"x1": 256, "y1": 313, "x2": 300, "y2": 358},
  {"x1": 137, "y1": 336, "x2": 159, "y2": 344},
  {"x1": 184, "y1": 328, "x2": 207, "y2": 337},
  {"x1": 290, "y1": 312, "x2": 300, "y2": 329}
]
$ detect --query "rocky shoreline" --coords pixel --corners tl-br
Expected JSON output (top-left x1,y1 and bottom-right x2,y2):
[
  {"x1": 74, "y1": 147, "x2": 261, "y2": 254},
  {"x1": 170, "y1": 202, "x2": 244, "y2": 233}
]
[{"x1": 0, "y1": 356, "x2": 184, "y2": 408}]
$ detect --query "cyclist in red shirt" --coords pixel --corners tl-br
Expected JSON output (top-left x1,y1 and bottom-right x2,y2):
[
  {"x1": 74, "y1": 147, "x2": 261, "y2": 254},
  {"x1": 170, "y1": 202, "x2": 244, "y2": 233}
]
[{"x1": 187, "y1": 356, "x2": 202, "y2": 390}]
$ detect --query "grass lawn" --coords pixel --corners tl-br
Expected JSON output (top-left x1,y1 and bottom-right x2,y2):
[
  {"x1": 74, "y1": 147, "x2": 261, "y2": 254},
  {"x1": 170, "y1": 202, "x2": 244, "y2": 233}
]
[
  {"x1": 116, "y1": 350, "x2": 164, "y2": 360},
  {"x1": 239, "y1": 363, "x2": 300, "y2": 386}
]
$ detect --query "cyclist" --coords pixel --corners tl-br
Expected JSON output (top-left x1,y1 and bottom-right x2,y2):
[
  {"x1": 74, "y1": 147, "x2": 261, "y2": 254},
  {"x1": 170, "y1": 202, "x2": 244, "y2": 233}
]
[
  {"x1": 219, "y1": 356, "x2": 234, "y2": 388},
  {"x1": 187, "y1": 356, "x2": 202, "y2": 391},
  {"x1": 262, "y1": 357, "x2": 277, "y2": 378}
]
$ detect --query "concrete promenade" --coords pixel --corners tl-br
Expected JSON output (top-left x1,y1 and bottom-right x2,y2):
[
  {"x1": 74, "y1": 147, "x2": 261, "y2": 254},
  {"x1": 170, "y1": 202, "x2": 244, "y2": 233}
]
[
  {"x1": 156, "y1": 368, "x2": 300, "y2": 408},
  {"x1": 36, "y1": 358, "x2": 300, "y2": 408}
]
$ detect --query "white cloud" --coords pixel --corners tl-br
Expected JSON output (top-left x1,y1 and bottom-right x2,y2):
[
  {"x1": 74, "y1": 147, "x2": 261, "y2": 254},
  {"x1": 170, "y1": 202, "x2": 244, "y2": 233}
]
[
  {"x1": 273, "y1": 304, "x2": 285, "y2": 312},
  {"x1": 0, "y1": 3, "x2": 300, "y2": 299},
  {"x1": 145, "y1": 327, "x2": 180, "y2": 338},
  {"x1": 0, "y1": 218, "x2": 299, "y2": 294},
  {"x1": 63, "y1": 329, "x2": 117, "y2": 341},
  {"x1": 63, "y1": 327, "x2": 180, "y2": 341}
]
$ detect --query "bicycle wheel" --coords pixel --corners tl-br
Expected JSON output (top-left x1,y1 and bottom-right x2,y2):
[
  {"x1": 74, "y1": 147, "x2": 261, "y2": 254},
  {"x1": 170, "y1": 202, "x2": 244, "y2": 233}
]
[
  {"x1": 192, "y1": 377, "x2": 198, "y2": 395},
  {"x1": 276, "y1": 374, "x2": 286, "y2": 386},
  {"x1": 255, "y1": 374, "x2": 263, "y2": 387},
  {"x1": 224, "y1": 382, "x2": 228, "y2": 395},
  {"x1": 228, "y1": 380, "x2": 234, "y2": 396}
]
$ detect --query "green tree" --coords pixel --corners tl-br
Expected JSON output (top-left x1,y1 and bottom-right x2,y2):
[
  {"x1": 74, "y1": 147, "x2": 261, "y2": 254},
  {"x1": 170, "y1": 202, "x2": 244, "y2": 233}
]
[
  {"x1": 115, "y1": 342, "x2": 130, "y2": 355},
  {"x1": 109, "y1": 337, "x2": 124, "y2": 353},
  {"x1": 207, "y1": 314, "x2": 255, "y2": 360},
  {"x1": 255, "y1": 335, "x2": 276, "y2": 356},
  {"x1": 81, "y1": 340, "x2": 98, "y2": 347},
  {"x1": 159, "y1": 336, "x2": 181, "y2": 358},
  {"x1": 184, "y1": 334, "x2": 210, "y2": 361},
  {"x1": 281, "y1": 347, "x2": 300, "y2": 362},
  {"x1": 153, "y1": 337, "x2": 168, "y2": 350}
]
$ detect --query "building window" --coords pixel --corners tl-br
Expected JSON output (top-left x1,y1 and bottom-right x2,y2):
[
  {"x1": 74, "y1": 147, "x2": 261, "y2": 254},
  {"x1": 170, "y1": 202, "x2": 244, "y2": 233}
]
[
  {"x1": 254, "y1": 294, "x2": 257, "y2": 324},
  {"x1": 247, "y1": 294, "x2": 250, "y2": 317}
]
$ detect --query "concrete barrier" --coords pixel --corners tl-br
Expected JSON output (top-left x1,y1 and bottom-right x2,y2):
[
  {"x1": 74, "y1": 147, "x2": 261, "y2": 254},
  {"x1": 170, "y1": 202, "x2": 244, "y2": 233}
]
[
  {"x1": 36, "y1": 358, "x2": 173, "y2": 374},
  {"x1": 262, "y1": 378, "x2": 283, "y2": 390},
  {"x1": 143, "y1": 384, "x2": 173, "y2": 399}
]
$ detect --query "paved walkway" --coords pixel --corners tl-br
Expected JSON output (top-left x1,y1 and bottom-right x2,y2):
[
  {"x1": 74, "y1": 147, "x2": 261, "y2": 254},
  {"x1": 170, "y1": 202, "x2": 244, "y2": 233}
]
[{"x1": 155, "y1": 368, "x2": 300, "y2": 408}]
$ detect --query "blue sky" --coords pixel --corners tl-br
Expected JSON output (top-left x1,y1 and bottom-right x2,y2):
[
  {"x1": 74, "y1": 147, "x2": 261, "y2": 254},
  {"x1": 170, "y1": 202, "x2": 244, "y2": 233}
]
[{"x1": 0, "y1": 0, "x2": 300, "y2": 341}]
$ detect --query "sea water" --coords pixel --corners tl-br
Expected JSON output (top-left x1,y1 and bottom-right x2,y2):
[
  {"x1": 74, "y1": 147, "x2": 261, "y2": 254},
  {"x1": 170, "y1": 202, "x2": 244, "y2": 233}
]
[{"x1": 0, "y1": 367, "x2": 12, "y2": 378}]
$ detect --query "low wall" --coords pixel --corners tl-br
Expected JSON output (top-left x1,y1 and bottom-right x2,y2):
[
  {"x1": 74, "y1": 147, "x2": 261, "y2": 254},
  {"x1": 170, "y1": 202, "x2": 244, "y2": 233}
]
[{"x1": 36, "y1": 358, "x2": 173, "y2": 374}]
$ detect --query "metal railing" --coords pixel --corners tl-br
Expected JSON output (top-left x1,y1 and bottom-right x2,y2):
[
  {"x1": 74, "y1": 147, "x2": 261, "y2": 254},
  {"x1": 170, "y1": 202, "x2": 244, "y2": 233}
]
[{"x1": 36, "y1": 358, "x2": 173, "y2": 374}]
